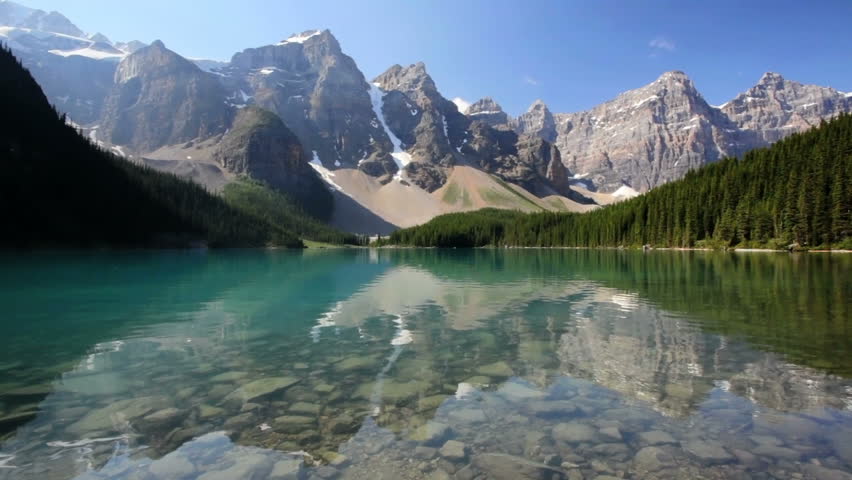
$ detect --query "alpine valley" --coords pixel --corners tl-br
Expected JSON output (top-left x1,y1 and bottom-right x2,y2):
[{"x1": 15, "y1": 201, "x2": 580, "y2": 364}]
[{"x1": 2, "y1": 0, "x2": 851, "y2": 235}]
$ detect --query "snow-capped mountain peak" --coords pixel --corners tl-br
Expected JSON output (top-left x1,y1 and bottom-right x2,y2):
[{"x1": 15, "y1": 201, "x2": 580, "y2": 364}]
[{"x1": 278, "y1": 29, "x2": 321, "y2": 45}]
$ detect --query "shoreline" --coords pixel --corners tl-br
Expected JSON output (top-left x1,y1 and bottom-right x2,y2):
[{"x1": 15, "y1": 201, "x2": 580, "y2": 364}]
[{"x1": 372, "y1": 245, "x2": 852, "y2": 253}]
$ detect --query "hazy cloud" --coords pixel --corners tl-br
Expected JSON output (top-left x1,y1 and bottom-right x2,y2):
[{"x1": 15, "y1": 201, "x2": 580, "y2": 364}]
[
  {"x1": 649, "y1": 36, "x2": 676, "y2": 52},
  {"x1": 523, "y1": 75, "x2": 540, "y2": 86},
  {"x1": 452, "y1": 97, "x2": 471, "y2": 113}
]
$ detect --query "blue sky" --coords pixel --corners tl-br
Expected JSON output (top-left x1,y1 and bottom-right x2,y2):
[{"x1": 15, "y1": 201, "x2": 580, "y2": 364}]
[{"x1": 18, "y1": 0, "x2": 852, "y2": 115}]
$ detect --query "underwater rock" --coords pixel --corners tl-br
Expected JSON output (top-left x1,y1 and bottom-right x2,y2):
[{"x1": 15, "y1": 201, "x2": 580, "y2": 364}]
[
  {"x1": 410, "y1": 421, "x2": 452, "y2": 446},
  {"x1": 439, "y1": 440, "x2": 468, "y2": 461},
  {"x1": 224, "y1": 377, "x2": 300, "y2": 404},
  {"x1": 472, "y1": 453, "x2": 566, "y2": 480},
  {"x1": 684, "y1": 440, "x2": 734, "y2": 464},
  {"x1": 477, "y1": 361, "x2": 514, "y2": 378},
  {"x1": 67, "y1": 396, "x2": 168, "y2": 434},
  {"x1": 552, "y1": 423, "x2": 597, "y2": 444},
  {"x1": 638, "y1": 430, "x2": 678, "y2": 446},
  {"x1": 148, "y1": 451, "x2": 196, "y2": 478}
]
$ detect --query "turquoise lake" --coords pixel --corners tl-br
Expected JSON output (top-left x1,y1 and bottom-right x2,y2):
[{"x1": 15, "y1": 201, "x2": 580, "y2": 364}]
[{"x1": 1, "y1": 249, "x2": 851, "y2": 479}]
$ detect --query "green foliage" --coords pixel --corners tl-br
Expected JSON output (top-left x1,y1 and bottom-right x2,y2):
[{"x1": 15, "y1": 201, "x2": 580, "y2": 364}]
[
  {"x1": 383, "y1": 114, "x2": 852, "y2": 249},
  {"x1": 222, "y1": 179, "x2": 365, "y2": 245},
  {"x1": 376, "y1": 209, "x2": 526, "y2": 247},
  {"x1": 0, "y1": 44, "x2": 301, "y2": 248}
]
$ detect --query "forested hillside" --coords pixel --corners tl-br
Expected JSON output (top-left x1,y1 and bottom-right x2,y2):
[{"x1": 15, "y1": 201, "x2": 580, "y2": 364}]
[
  {"x1": 222, "y1": 179, "x2": 361, "y2": 245},
  {"x1": 379, "y1": 114, "x2": 852, "y2": 249},
  {"x1": 0, "y1": 44, "x2": 361, "y2": 248}
]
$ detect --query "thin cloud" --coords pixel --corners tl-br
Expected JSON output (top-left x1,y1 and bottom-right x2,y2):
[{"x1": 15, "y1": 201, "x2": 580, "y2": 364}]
[
  {"x1": 452, "y1": 97, "x2": 471, "y2": 113},
  {"x1": 523, "y1": 75, "x2": 539, "y2": 86},
  {"x1": 649, "y1": 36, "x2": 676, "y2": 52}
]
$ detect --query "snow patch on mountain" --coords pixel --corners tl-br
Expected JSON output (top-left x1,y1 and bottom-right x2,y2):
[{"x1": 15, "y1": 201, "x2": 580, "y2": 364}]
[
  {"x1": 279, "y1": 30, "x2": 320, "y2": 45},
  {"x1": 49, "y1": 46, "x2": 124, "y2": 60},
  {"x1": 369, "y1": 83, "x2": 412, "y2": 178},
  {"x1": 309, "y1": 151, "x2": 344, "y2": 191},
  {"x1": 633, "y1": 95, "x2": 659, "y2": 108},
  {"x1": 189, "y1": 58, "x2": 227, "y2": 73}
]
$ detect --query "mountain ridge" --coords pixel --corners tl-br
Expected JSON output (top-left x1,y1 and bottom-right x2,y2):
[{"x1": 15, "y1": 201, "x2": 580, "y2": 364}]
[{"x1": 3, "y1": 1, "x2": 850, "y2": 232}]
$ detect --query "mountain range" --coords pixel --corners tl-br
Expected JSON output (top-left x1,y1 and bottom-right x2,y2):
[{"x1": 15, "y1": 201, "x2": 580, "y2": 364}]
[{"x1": 2, "y1": 0, "x2": 850, "y2": 234}]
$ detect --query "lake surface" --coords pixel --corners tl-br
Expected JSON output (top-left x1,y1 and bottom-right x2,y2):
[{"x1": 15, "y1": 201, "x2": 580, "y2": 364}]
[{"x1": 1, "y1": 249, "x2": 851, "y2": 480}]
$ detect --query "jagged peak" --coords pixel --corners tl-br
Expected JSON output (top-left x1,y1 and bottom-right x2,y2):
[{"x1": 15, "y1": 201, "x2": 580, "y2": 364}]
[
  {"x1": 278, "y1": 29, "x2": 324, "y2": 45},
  {"x1": 373, "y1": 61, "x2": 436, "y2": 93},
  {"x1": 116, "y1": 39, "x2": 197, "y2": 84},
  {"x1": 527, "y1": 99, "x2": 549, "y2": 112},
  {"x1": 380, "y1": 64, "x2": 403, "y2": 76},
  {"x1": 758, "y1": 71, "x2": 785, "y2": 85},
  {"x1": 656, "y1": 70, "x2": 692, "y2": 84},
  {"x1": 274, "y1": 29, "x2": 342, "y2": 52},
  {"x1": 88, "y1": 32, "x2": 111, "y2": 44},
  {"x1": 467, "y1": 97, "x2": 504, "y2": 114}
]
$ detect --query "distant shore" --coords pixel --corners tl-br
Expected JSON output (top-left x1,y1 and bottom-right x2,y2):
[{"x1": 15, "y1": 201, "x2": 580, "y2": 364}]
[{"x1": 371, "y1": 244, "x2": 852, "y2": 253}]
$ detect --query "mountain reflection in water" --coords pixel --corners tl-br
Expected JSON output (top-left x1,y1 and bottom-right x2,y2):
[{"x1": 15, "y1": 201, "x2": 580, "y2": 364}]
[{"x1": 0, "y1": 249, "x2": 850, "y2": 480}]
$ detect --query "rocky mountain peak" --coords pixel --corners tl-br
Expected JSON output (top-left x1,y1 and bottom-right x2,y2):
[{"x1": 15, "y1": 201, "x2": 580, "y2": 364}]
[
  {"x1": 115, "y1": 40, "x2": 196, "y2": 84},
  {"x1": 722, "y1": 72, "x2": 851, "y2": 146},
  {"x1": 657, "y1": 70, "x2": 689, "y2": 82},
  {"x1": 17, "y1": 9, "x2": 84, "y2": 37},
  {"x1": 102, "y1": 40, "x2": 231, "y2": 153},
  {"x1": 282, "y1": 29, "x2": 320, "y2": 40},
  {"x1": 275, "y1": 29, "x2": 343, "y2": 57},
  {"x1": 88, "y1": 32, "x2": 111, "y2": 44},
  {"x1": 212, "y1": 106, "x2": 330, "y2": 211},
  {"x1": 467, "y1": 97, "x2": 504, "y2": 114},
  {"x1": 467, "y1": 97, "x2": 509, "y2": 127},
  {"x1": 516, "y1": 70, "x2": 726, "y2": 192},
  {"x1": 227, "y1": 28, "x2": 386, "y2": 172},
  {"x1": 528, "y1": 99, "x2": 549, "y2": 112},
  {"x1": 0, "y1": 0, "x2": 34, "y2": 25},
  {"x1": 758, "y1": 71, "x2": 785, "y2": 86},
  {"x1": 373, "y1": 62, "x2": 438, "y2": 98},
  {"x1": 649, "y1": 70, "x2": 701, "y2": 98},
  {"x1": 512, "y1": 99, "x2": 557, "y2": 143}
]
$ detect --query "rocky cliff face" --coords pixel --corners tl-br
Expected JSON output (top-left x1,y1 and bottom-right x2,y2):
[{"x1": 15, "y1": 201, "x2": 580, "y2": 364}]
[
  {"x1": 20, "y1": 52, "x2": 117, "y2": 125},
  {"x1": 15, "y1": 10, "x2": 83, "y2": 37},
  {"x1": 721, "y1": 72, "x2": 851, "y2": 146},
  {"x1": 373, "y1": 62, "x2": 570, "y2": 195},
  {"x1": 515, "y1": 71, "x2": 852, "y2": 193},
  {"x1": 224, "y1": 30, "x2": 395, "y2": 175},
  {"x1": 373, "y1": 62, "x2": 461, "y2": 191},
  {"x1": 0, "y1": 2, "x2": 127, "y2": 124},
  {"x1": 0, "y1": 2, "x2": 82, "y2": 37},
  {"x1": 213, "y1": 106, "x2": 331, "y2": 214},
  {"x1": 464, "y1": 122, "x2": 572, "y2": 196},
  {"x1": 466, "y1": 97, "x2": 509, "y2": 128},
  {"x1": 9, "y1": 1, "x2": 851, "y2": 222},
  {"x1": 100, "y1": 40, "x2": 232, "y2": 152},
  {"x1": 512, "y1": 100, "x2": 557, "y2": 143},
  {"x1": 516, "y1": 71, "x2": 738, "y2": 192}
]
